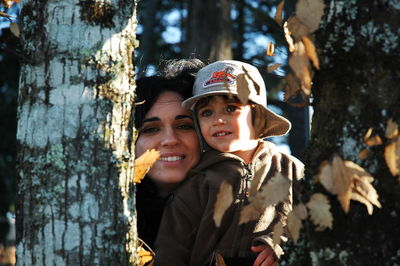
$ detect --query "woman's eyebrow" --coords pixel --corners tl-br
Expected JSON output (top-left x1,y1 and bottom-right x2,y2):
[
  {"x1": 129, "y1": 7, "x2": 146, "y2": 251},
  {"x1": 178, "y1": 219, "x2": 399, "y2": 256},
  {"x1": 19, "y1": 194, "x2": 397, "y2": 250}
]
[
  {"x1": 176, "y1": 115, "x2": 193, "y2": 120},
  {"x1": 142, "y1": 117, "x2": 160, "y2": 124}
]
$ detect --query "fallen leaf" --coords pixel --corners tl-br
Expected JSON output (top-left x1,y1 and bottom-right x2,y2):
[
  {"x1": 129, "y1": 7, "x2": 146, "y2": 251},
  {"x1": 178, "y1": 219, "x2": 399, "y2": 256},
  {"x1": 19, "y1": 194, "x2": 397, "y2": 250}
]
[
  {"x1": 240, "y1": 173, "x2": 290, "y2": 224},
  {"x1": 385, "y1": 119, "x2": 399, "y2": 139},
  {"x1": 267, "y1": 63, "x2": 281, "y2": 73},
  {"x1": 384, "y1": 136, "x2": 400, "y2": 176},
  {"x1": 272, "y1": 221, "x2": 284, "y2": 246},
  {"x1": 301, "y1": 35, "x2": 319, "y2": 69},
  {"x1": 10, "y1": 22, "x2": 20, "y2": 38},
  {"x1": 274, "y1": 0, "x2": 285, "y2": 26},
  {"x1": 296, "y1": 0, "x2": 325, "y2": 33},
  {"x1": 213, "y1": 180, "x2": 233, "y2": 227},
  {"x1": 358, "y1": 149, "x2": 369, "y2": 160},
  {"x1": 306, "y1": 193, "x2": 333, "y2": 231},
  {"x1": 287, "y1": 16, "x2": 310, "y2": 41},
  {"x1": 283, "y1": 21, "x2": 296, "y2": 52},
  {"x1": 134, "y1": 149, "x2": 160, "y2": 184},
  {"x1": 236, "y1": 73, "x2": 251, "y2": 105},
  {"x1": 287, "y1": 211, "x2": 302, "y2": 243},
  {"x1": 289, "y1": 42, "x2": 312, "y2": 91},
  {"x1": 266, "y1": 42, "x2": 275, "y2": 56},
  {"x1": 215, "y1": 252, "x2": 227, "y2": 266}
]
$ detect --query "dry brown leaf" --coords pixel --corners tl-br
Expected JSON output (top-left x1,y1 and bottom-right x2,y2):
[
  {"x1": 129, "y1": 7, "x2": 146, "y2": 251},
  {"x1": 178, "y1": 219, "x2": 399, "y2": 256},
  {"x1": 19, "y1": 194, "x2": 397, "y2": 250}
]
[
  {"x1": 134, "y1": 149, "x2": 160, "y2": 184},
  {"x1": 384, "y1": 136, "x2": 400, "y2": 176},
  {"x1": 317, "y1": 160, "x2": 334, "y2": 193},
  {"x1": 287, "y1": 16, "x2": 310, "y2": 41},
  {"x1": 363, "y1": 128, "x2": 383, "y2": 146},
  {"x1": 215, "y1": 252, "x2": 227, "y2": 266},
  {"x1": 331, "y1": 155, "x2": 352, "y2": 213},
  {"x1": 306, "y1": 193, "x2": 333, "y2": 231},
  {"x1": 351, "y1": 175, "x2": 381, "y2": 214},
  {"x1": 266, "y1": 42, "x2": 275, "y2": 56},
  {"x1": 235, "y1": 73, "x2": 251, "y2": 105},
  {"x1": 274, "y1": 1, "x2": 285, "y2": 26},
  {"x1": 267, "y1": 63, "x2": 282, "y2": 73},
  {"x1": 284, "y1": 73, "x2": 301, "y2": 100},
  {"x1": 287, "y1": 211, "x2": 302, "y2": 243},
  {"x1": 272, "y1": 221, "x2": 284, "y2": 246},
  {"x1": 296, "y1": 0, "x2": 325, "y2": 33},
  {"x1": 358, "y1": 149, "x2": 369, "y2": 160},
  {"x1": 301, "y1": 35, "x2": 319, "y2": 69},
  {"x1": 289, "y1": 42, "x2": 312, "y2": 91},
  {"x1": 294, "y1": 203, "x2": 308, "y2": 220},
  {"x1": 240, "y1": 173, "x2": 290, "y2": 224},
  {"x1": 385, "y1": 119, "x2": 399, "y2": 139},
  {"x1": 213, "y1": 180, "x2": 233, "y2": 227},
  {"x1": 9, "y1": 22, "x2": 19, "y2": 38},
  {"x1": 283, "y1": 21, "x2": 296, "y2": 52}
]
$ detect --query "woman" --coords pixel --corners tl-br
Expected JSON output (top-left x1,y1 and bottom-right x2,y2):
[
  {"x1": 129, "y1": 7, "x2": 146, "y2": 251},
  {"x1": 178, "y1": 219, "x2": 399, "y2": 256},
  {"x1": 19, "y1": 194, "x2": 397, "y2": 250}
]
[{"x1": 135, "y1": 59, "x2": 204, "y2": 248}]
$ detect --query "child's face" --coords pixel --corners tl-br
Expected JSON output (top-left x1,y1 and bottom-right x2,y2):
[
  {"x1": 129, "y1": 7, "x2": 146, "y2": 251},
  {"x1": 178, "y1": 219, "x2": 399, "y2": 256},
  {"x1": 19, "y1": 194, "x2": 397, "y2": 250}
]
[{"x1": 197, "y1": 96, "x2": 258, "y2": 157}]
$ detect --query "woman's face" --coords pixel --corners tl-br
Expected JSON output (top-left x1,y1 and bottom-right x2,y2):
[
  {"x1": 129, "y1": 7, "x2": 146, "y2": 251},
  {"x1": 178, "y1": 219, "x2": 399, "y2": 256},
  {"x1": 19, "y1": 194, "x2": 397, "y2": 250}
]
[{"x1": 135, "y1": 91, "x2": 200, "y2": 195}]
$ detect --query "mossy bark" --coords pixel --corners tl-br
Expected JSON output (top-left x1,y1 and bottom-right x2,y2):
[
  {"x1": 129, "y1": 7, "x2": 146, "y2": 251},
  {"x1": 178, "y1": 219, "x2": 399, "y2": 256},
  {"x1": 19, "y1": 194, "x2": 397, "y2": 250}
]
[
  {"x1": 16, "y1": 0, "x2": 138, "y2": 265},
  {"x1": 282, "y1": 1, "x2": 400, "y2": 265}
]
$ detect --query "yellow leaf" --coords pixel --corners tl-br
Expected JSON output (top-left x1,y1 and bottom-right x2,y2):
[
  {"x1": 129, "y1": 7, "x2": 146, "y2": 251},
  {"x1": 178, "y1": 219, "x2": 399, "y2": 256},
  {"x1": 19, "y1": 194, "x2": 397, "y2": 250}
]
[
  {"x1": 213, "y1": 180, "x2": 233, "y2": 227},
  {"x1": 134, "y1": 149, "x2": 160, "y2": 184},
  {"x1": 266, "y1": 42, "x2": 275, "y2": 56},
  {"x1": 287, "y1": 16, "x2": 310, "y2": 41},
  {"x1": 235, "y1": 73, "x2": 251, "y2": 105},
  {"x1": 215, "y1": 252, "x2": 227, "y2": 266},
  {"x1": 301, "y1": 35, "x2": 319, "y2": 69},
  {"x1": 384, "y1": 136, "x2": 400, "y2": 176},
  {"x1": 363, "y1": 128, "x2": 382, "y2": 146},
  {"x1": 284, "y1": 73, "x2": 301, "y2": 100},
  {"x1": 283, "y1": 21, "x2": 296, "y2": 52},
  {"x1": 287, "y1": 211, "x2": 302, "y2": 243},
  {"x1": 296, "y1": 0, "x2": 325, "y2": 33},
  {"x1": 10, "y1": 22, "x2": 20, "y2": 38},
  {"x1": 274, "y1": 1, "x2": 285, "y2": 26},
  {"x1": 267, "y1": 63, "x2": 281, "y2": 73},
  {"x1": 289, "y1": 42, "x2": 312, "y2": 91},
  {"x1": 272, "y1": 221, "x2": 284, "y2": 246},
  {"x1": 306, "y1": 193, "x2": 333, "y2": 231},
  {"x1": 240, "y1": 173, "x2": 290, "y2": 224},
  {"x1": 137, "y1": 239, "x2": 154, "y2": 266},
  {"x1": 358, "y1": 149, "x2": 369, "y2": 160},
  {"x1": 294, "y1": 203, "x2": 308, "y2": 220},
  {"x1": 385, "y1": 119, "x2": 399, "y2": 139}
]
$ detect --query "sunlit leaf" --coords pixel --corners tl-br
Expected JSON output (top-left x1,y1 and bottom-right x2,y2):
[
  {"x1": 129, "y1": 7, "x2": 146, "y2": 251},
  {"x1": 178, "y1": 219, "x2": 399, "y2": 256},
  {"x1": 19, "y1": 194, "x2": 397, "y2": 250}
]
[
  {"x1": 358, "y1": 149, "x2": 369, "y2": 160},
  {"x1": 363, "y1": 128, "x2": 382, "y2": 146},
  {"x1": 215, "y1": 252, "x2": 227, "y2": 266},
  {"x1": 266, "y1": 42, "x2": 275, "y2": 56},
  {"x1": 284, "y1": 73, "x2": 301, "y2": 100},
  {"x1": 213, "y1": 180, "x2": 233, "y2": 227},
  {"x1": 267, "y1": 63, "x2": 281, "y2": 73},
  {"x1": 301, "y1": 35, "x2": 319, "y2": 69},
  {"x1": 272, "y1": 221, "x2": 284, "y2": 246},
  {"x1": 294, "y1": 203, "x2": 308, "y2": 220},
  {"x1": 283, "y1": 21, "x2": 296, "y2": 52},
  {"x1": 287, "y1": 211, "x2": 302, "y2": 243},
  {"x1": 137, "y1": 238, "x2": 154, "y2": 266},
  {"x1": 385, "y1": 119, "x2": 399, "y2": 140},
  {"x1": 289, "y1": 42, "x2": 312, "y2": 92},
  {"x1": 287, "y1": 16, "x2": 310, "y2": 41},
  {"x1": 274, "y1": 0, "x2": 285, "y2": 26},
  {"x1": 306, "y1": 193, "x2": 333, "y2": 231},
  {"x1": 134, "y1": 149, "x2": 160, "y2": 184},
  {"x1": 384, "y1": 136, "x2": 400, "y2": 176},
  {"x1": 296, "y1": 0, "x2": 325, "y2": 33}
]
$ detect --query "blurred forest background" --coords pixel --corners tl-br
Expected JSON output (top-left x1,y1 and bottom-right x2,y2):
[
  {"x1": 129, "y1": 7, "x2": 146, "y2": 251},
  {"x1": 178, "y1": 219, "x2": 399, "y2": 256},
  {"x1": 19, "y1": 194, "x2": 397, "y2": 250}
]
[{"x1": 1, "y1": 0, "x2": 400, "y2": 265}]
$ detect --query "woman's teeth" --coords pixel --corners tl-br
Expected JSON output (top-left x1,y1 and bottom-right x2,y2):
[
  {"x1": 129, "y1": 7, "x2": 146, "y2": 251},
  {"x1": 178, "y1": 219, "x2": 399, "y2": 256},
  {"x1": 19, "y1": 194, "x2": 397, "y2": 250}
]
[{"x1": 160, "y1": 156, "x2": 183, "y2": 162}]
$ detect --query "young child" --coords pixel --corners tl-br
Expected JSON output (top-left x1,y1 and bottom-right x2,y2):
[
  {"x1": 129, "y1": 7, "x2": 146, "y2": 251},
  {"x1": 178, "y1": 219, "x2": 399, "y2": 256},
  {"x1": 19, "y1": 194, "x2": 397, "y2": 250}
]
[{"x1": 153, "y1": 60, "x2": 304, "y2": 266}]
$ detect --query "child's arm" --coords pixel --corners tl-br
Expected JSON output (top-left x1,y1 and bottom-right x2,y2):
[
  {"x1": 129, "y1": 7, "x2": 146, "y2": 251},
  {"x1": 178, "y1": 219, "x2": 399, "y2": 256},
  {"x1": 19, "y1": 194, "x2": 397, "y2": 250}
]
[{"x1": 251, "y1": 245, "x2": 278, "y2": 266}]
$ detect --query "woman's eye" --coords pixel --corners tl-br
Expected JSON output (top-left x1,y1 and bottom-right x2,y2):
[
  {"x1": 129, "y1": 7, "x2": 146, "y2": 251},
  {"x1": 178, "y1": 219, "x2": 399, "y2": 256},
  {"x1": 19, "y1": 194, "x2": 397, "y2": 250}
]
[
  {"x1": 177, "y1": 124, "x2": 194, "y2": 130},
  {"x1": 227, "y1": 105, "x2": 238, "y2": 112},
  {"x1": 140, "y1": 127, "x2": 159, "y2": 134},
  {"x1": 200, "y1": 109, "x2": 212, "y2": 117}
]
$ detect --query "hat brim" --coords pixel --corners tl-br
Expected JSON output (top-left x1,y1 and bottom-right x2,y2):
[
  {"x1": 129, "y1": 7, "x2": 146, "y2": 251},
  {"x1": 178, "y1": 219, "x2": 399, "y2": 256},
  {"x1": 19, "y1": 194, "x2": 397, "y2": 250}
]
[{"x1": 182, "y1": 90, "x2": 235, "y2": 110}]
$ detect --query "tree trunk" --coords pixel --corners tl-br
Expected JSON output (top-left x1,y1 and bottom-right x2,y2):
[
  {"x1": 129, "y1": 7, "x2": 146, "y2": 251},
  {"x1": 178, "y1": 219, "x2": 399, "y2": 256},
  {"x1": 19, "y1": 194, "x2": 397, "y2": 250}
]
[
  {"x1": 289, "y1": 1, "x2": 400, "y2": 265},
  {"x1": 185, "y1": 0, "x2": 232, "y2": 62},
  {"x1": 16, "y1": 0, "x2": 138, "y2": 265}
]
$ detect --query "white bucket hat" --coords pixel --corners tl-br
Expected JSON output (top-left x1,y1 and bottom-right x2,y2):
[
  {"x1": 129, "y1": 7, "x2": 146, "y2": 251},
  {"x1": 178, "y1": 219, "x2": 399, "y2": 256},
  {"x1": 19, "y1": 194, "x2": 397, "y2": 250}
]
[{"x1": 182, "y1": 60, "x2": 291, "y2": 138}]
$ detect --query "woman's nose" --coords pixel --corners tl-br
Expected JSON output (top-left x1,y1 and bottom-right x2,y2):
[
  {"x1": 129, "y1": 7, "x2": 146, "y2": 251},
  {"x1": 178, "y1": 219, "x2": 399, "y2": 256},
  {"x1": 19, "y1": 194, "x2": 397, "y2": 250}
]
[{"x1": 160, "y1": 128, "x2": 179, "y2": 146}]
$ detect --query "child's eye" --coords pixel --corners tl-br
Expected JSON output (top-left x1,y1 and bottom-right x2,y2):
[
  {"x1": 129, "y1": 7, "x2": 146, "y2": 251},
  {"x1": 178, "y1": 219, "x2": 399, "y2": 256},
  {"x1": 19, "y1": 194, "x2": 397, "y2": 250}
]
[
  {"x1": 200, "y1": 109, "x2": 213, "y2": 117},
  {"x1": 226, "y1": 105, "x2": 238, "y2": 113}
]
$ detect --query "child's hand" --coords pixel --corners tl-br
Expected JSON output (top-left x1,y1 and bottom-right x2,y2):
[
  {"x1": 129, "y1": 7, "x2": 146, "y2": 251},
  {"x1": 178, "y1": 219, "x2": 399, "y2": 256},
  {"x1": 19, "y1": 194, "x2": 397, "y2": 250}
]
[{"x1": 251, "y1": 245, "x2": 278, "y2": 266}]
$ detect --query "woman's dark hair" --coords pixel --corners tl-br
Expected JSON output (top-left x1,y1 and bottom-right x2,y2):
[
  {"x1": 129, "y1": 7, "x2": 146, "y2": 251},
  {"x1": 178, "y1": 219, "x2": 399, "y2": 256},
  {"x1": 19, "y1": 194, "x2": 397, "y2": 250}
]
[{"x1": 134, "y1": 59, "x2": 205, "y2": 130}]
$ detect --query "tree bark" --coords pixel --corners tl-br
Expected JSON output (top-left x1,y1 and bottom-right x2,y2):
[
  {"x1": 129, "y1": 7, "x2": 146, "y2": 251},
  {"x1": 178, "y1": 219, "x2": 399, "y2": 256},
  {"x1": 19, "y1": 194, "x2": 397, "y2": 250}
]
[
  {"x1": 285, "y1": 1, "x2": 400, "y2": 265},
  {"x1": 16, "y1": 0, "x2": 138, "y2": 265},
  {"x1": 185, "y1": 0, "x2": 232, "y2": 62}
]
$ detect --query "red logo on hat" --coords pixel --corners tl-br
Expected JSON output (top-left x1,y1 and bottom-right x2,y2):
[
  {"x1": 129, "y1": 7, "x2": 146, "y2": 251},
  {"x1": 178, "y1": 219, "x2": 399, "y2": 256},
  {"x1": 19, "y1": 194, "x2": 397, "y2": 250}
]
[{"x1": 204, "y1": 66, "x2": 236, "y2": 87}]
